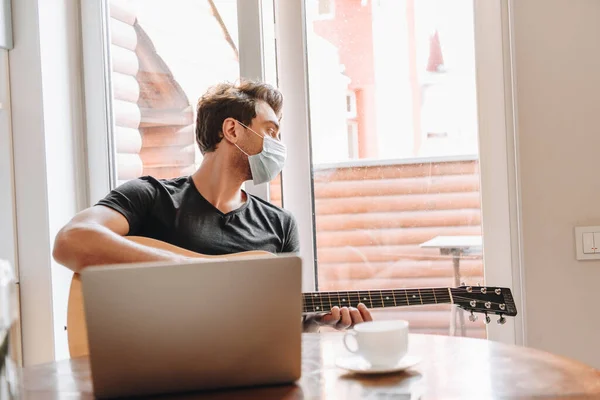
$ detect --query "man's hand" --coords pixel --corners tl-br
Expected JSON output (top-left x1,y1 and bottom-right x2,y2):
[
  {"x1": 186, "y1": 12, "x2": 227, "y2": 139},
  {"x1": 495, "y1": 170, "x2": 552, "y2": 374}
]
[{"x1": 303, "y1": 303, "x2": 373, "y2": 332}]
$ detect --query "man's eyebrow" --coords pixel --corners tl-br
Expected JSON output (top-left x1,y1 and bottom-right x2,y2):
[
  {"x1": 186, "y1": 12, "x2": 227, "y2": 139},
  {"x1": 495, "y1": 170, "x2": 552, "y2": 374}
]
[{"x1": 265, "y1": 120, "x2": 280, "y2": 130}]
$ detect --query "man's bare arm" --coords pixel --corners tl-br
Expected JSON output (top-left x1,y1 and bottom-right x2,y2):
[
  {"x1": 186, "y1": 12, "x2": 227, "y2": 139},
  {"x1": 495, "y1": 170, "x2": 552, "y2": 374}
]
[{"x1": 53, "y1": 206, "x2": 192, "y2": 273}]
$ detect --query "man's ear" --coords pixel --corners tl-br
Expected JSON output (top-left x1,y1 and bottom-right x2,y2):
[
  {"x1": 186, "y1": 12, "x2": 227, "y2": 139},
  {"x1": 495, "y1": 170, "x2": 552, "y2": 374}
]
[{"x1": 221, "y1": 118, "x2": 239, "y2": 144}]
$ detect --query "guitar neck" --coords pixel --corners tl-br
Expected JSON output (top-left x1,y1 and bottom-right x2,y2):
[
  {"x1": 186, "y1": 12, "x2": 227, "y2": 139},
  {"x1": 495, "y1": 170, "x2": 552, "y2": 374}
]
[{"x1": 302, "y1": 287, "x2": 452, "y2": 313}]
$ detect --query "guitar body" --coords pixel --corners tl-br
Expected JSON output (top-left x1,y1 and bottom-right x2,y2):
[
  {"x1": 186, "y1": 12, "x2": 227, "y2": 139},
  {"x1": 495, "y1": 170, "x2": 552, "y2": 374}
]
[{"x1": 66, "y1": 236, "x2": 272, "y2": 358}]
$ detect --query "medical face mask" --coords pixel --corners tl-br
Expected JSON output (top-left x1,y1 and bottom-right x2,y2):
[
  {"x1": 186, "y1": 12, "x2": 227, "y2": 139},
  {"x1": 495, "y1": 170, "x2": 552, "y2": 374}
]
[{"x1": 234, "y1": 121, "x2": 287, "y2": 185}]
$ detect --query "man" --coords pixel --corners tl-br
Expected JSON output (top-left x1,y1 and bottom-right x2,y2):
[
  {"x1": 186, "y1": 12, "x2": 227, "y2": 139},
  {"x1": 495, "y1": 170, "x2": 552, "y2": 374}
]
[{"x1": 53, "y1": 79, "x2": 372, "y2": 332}]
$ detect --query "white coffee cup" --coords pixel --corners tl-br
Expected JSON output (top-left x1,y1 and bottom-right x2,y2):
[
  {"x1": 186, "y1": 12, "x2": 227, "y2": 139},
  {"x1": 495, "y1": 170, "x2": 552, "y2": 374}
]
[{"x1": 343, "y1": 320, "x2": 409, "y2": 367}]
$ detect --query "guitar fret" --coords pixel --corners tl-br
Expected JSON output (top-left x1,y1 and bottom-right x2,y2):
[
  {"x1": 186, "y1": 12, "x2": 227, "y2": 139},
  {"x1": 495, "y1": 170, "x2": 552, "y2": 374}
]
[
  {"x1": 381, "y1": 290, "x2": 390, "y2": 308},
  {"x1": 358, "y1": 291, "x2": 374, "y2": 308},
  {"x1": 405, "y1": 289, "x2": 410, "y2": 306},
  {"x1": 317, "y1": 293, "x2": 324, "y2": 312},
  {"x1": 417, "y1": 288, "x2": 423, "y2": 305},
  {"x1": 439, "y1": 290, "x2": 446, "y2": 301},
  {"x1": 422, "y1": 288, "x2": 434, "y2": 305},
  {"x1": 340, "y1": 291, "x2": 349, "y2": 307},
  {"x1": 436, "y1": 288, "x2": 451, "y2": 302},
  {"x1": 381, "y1": 291, "x2": 395, "y2": 307},
  {"x1": 409, "y1": 290, "x2": 419, "y2": 304},
  {"x1": 432, "y1": 288, "x2": 438, "y2": 303},
  {"x1": 424, "y1": 289, "x2": 433, "y2": 305},
  {"x1": 325, "y1": 292, "x2": 333, "y2": 308},
  {"x1": 392, "y1": 290, "x2": 398, "y2": 306},
  {"x1": 354, "y1": 291, "x2": 361, "y2": 308},
  {"x1": 305, "y1": 293, "x2": 314, "y2": 312},
  {"x1": 393, "y1": 290, "x2": 407, "y2": 306},
  {"x1": 370, "y1": 290, "x2": 384, "y2": 308}
]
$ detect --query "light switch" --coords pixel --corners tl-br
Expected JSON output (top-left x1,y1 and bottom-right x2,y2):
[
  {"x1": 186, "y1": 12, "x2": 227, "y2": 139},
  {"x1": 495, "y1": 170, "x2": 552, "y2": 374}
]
[
  {"x1": 583, "y1": 233, "x2": 595, "y2": 254},
  {"x1": 593, "y1": 233, "x2": 600, "y2": 253},
  {"x1": 575, "y1": 226, "x2": 600, "y2": 260}
]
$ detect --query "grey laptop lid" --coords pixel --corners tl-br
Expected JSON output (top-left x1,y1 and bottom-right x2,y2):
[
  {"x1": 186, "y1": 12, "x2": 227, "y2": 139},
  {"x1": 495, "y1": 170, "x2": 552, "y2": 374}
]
[{"x1": 80, "y1": 254, "x2": 302, "y2": 398}]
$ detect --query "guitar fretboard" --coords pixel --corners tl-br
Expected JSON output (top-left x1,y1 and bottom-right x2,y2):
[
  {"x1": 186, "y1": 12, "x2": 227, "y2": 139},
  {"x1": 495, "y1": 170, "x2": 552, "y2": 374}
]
[{"x1": 302, "y1": 288, "x2": 452, "y2": 313}]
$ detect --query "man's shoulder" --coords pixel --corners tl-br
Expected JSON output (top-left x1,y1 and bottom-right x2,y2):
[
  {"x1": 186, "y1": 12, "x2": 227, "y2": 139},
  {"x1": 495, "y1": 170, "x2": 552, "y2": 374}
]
[
  {"x1": 149, "y1": 175, "x2": 192, "y2": 193},
  {"x1": 119, "y1": 175, "x2": 191, "y2": 193},
  {"x1": 247, "y1": 193, "x2": 295, "y2": 222}
]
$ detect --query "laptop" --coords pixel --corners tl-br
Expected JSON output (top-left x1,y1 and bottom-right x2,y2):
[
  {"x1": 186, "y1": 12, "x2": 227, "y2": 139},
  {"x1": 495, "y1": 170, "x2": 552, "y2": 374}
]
[{"x1": 80, "y1": 254, "x2": 303, "y2": 398}]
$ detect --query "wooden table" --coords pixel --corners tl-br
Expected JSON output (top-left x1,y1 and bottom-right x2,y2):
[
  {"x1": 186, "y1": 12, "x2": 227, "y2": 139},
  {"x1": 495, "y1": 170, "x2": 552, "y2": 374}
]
[
  {"x1": 13, "y1": 332, "x2": 600, "y2": 399},
  {"x1": 420, "y1": 235, "x2": 483, "y2": 336}
]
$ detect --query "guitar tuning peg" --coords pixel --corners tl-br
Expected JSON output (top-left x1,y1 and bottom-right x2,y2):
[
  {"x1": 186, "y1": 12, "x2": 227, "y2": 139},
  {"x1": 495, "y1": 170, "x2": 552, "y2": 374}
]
[
  {"x1": 468, "y1": 311, "x2": 478, "y2": 322},
  {"x1": 484, "y1": 313, "x2": 491, "y2": 324},
  {"x1": 497, "y1": 315, "x2": 506, "y2": 325}
]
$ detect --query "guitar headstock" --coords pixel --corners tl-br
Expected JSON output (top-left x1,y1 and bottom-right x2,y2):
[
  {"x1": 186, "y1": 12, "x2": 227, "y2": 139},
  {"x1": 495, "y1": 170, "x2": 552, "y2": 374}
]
[{"x1": 450, "y1": 285, "x2": 517, "y2": 324}]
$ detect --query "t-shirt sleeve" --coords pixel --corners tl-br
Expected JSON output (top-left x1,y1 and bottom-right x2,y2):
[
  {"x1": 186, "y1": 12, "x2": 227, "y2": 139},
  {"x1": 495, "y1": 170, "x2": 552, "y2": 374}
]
[
  {"x1": 282, "y1": 213, "x2": 300, "y2": 253},
  {"x1": 95, "y1": 177, "x2": 157, "y2": 235}
]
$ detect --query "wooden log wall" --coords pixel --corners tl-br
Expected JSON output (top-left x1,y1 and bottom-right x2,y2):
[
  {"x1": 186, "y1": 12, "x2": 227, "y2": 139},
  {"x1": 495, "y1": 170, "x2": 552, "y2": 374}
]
[
  {"x1": 109, "y1": 0, "x2": 143, "y2": 183},
  {"x1": 109, "y1": 0, "x2": 211, "y2": 183},
  {"x1": 270, "y1": 159, "x2": 486, "y2": 337}
]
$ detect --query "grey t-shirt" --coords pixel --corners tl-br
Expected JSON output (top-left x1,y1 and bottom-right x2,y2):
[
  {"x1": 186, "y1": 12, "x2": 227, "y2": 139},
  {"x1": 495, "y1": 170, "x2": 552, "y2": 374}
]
[{"x1": 96, "y1": 176, "x2": 300, "y2": 255}]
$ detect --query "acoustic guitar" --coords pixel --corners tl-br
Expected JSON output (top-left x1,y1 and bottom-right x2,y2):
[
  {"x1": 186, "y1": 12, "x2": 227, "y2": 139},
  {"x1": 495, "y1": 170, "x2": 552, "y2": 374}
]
[{"x1": 66, "y1": 236, "x2": 518, "y2": 358}]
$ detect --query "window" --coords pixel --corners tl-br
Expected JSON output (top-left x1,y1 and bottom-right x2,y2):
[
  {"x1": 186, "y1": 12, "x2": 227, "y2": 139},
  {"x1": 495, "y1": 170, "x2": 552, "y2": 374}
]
[
  {"x1": 347, "y1": 122, "x2": 359, "y2": 159},
  {"x1": 301, "y1": 0, "x2": 486, "y2": 339},
  {"x1": 106, "y1": 0, "x2": 240, "y2": 187},
  {"x1": 315, "y1": 0, "x2": 335, "y2": 20},
  {"x1": 84, "y1": 0, "x2": 521, "y2": 344},
  {"x1": 346, "y1": 91, "x2": 357, "y2": 118}
]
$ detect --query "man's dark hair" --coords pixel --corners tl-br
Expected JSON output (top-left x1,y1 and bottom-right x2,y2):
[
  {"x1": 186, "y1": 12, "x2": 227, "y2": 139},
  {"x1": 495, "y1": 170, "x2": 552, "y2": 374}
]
[{"x1": 195, "y1": 80, "x2": 283, "y2": 154}]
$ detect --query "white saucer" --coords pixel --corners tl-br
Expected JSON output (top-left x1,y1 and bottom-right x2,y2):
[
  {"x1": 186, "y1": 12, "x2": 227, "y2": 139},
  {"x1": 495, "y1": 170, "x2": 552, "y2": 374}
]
[{"x1": 335, "y1": 355, "x2": 421, "y2": 375}]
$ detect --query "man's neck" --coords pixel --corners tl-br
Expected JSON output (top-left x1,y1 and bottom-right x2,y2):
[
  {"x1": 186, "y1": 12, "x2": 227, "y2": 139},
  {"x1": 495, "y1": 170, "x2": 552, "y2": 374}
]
[{"x1": 191, "y1": 155, "x2": 247, "y2": 214}]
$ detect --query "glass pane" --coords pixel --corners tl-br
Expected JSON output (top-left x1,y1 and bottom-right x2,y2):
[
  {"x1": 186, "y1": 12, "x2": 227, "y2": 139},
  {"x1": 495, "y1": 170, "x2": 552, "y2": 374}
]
[
  {"x1": 305, "y1": 0, "x2": 484, "y2": 338},
  {"x1": 107, "y1": 0, "x2": 239, "y2": 185},
  {"x1": 269, "y1": 174, "x2": 283, "y2": 208}
]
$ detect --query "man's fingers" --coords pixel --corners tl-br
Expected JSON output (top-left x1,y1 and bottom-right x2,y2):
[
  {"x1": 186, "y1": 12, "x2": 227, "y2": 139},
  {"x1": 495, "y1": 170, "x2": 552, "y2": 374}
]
[
  {"x1": 357, "y1": 303, "x2": 373, "y2": 322},
  {"x1": 309, "y1": 304, "x2": 372, "y2": 331},
  {"x1": 349, "y1": 307, "x2": 364, "y2": 326},
  {"x1": 336, "y1": 307, "x2": 352, "y2": 329},
  {"x1": 319, "y1": 306, "x2": 341, "y2": 326}
]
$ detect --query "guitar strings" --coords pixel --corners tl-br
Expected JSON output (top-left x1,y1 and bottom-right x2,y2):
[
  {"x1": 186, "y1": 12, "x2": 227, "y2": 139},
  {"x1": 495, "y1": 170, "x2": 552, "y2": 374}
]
[{"x1": 301, "y1": 292, "x2": 508, "y2": 312}]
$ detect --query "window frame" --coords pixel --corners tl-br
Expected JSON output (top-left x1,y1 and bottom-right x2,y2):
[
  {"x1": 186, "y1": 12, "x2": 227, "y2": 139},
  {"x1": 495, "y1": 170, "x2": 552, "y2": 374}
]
[
  {"x1": 81, "y1": 0, "x2": 116, "y2": 205},
  {"x1": 82, "y1": 0, "x2": 525, "y2": 345},
  {"x1": 0, "y1": 49, "x2": 21, "y2": 366},
  {"x1": 0, "y1": 50, "x2": 17, "y2": 296},
  {"x1": 237, "y1": 0, "x2": 272, "y2": 203}
]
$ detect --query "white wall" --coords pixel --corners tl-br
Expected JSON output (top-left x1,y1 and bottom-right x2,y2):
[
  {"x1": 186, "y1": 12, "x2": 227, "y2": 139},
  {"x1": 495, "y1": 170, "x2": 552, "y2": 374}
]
[{"x1": 513, "y1": 0, "x2": 600, "y2": 368}]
